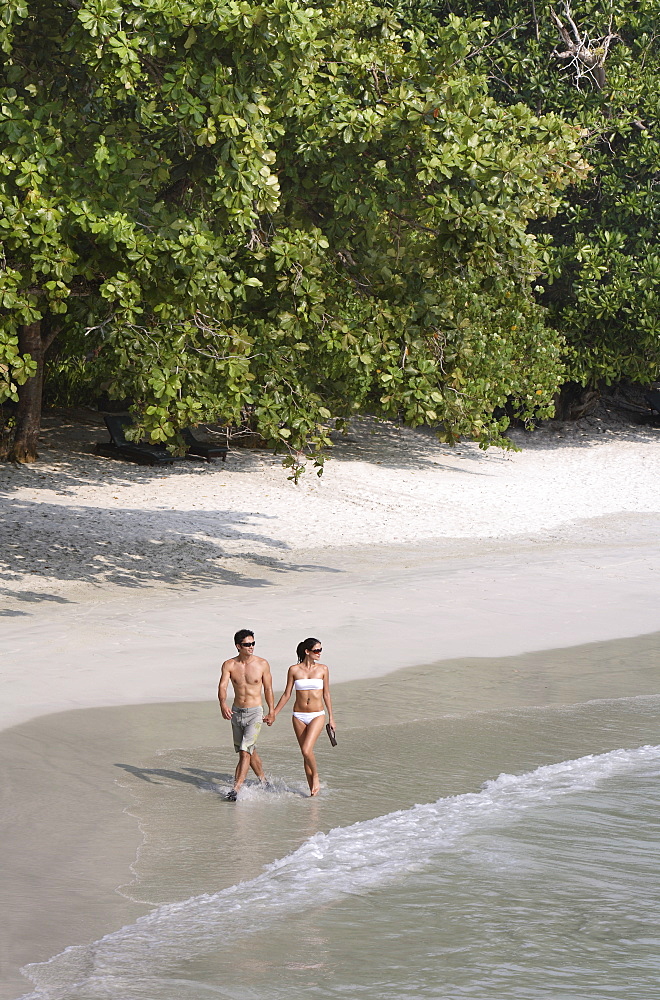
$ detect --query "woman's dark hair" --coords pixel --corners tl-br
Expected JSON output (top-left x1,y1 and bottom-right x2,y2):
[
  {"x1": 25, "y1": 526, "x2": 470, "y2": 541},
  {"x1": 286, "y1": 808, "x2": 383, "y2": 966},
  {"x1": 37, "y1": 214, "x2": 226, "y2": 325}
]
[
  {"x1": 234, "y1": 628, "x2": 254, "y2": 645},
  {"x1": 297, "y1": 637, "x2": 321, "y2": 662}
]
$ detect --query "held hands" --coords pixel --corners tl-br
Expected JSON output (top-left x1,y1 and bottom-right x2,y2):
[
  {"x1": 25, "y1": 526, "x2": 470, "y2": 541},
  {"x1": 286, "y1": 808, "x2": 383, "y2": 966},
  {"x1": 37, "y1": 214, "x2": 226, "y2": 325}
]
[{"x1": 264, "y1": 712, "x2": 275, "y2": 726}]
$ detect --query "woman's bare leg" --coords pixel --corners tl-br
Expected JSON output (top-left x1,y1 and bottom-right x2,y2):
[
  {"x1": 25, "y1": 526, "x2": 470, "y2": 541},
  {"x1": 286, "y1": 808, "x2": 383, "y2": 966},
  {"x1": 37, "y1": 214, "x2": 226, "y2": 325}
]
[
  {"x1": 292, "y1": 718, "x2": 314, "y2": 789},
  {"x1": 292, "y1": 715, "x2": 326, "y2": 795}
]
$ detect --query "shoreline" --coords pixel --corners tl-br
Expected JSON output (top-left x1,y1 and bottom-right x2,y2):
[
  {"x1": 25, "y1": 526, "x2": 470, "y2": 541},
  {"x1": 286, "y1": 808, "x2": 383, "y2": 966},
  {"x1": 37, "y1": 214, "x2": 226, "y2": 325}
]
[
  {"x1": 3, "y1": 515, "x2": 660, "y2": 732},
  {"x1": 3, "y1": 631, "x2": 660, "y2": 999},
  {"x1": 2, "y1": 415, "x2": 660, "y2": 996},
  {"x1": 2, "y1": 413, "x2": 660, "y2": 730}
]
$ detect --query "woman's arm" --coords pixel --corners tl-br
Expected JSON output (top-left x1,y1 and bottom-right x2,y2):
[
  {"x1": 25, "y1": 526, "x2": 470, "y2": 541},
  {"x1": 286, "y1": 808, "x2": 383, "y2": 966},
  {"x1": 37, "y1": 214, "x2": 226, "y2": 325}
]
[
  {"x1": 322, "y1": 666, "x2": 335, "y2": 728},
  {"x1": 273, "y1": 667, "x2": 296, "y2": 717}
]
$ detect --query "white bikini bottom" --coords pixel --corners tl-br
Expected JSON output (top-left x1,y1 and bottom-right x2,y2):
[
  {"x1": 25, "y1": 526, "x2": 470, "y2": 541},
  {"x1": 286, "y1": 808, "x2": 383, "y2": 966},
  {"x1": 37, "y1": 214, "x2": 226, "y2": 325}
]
[{"x1": 292, "y1": 710, "x2": 325, "y2": 725}]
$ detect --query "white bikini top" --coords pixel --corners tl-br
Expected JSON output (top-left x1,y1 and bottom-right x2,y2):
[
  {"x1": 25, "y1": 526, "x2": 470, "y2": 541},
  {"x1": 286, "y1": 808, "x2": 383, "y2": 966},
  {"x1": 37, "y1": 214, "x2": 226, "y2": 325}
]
[{"x1": 294, "y1": 678, "x2": 324, "y2": 690}]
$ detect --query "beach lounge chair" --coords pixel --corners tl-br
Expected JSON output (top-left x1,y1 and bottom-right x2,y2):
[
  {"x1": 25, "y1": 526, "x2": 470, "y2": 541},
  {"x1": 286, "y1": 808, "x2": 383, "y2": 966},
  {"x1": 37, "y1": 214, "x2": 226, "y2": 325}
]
[
  {"x1": 182, "y1": 427, "x2": 228, "y2": 463},
  {"x1": 95, "y1": 414, "x2": 181, "y2": 466},
  {"x1": 644, "y1": 390, "x2": 660, "y2": 417}
]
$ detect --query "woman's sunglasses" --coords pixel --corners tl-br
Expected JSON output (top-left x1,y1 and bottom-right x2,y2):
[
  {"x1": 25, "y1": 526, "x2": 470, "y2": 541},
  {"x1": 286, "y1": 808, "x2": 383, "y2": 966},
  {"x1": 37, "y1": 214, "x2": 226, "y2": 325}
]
[{"x1": 310, "y1": 647, "x2": 322, "y2": 653}]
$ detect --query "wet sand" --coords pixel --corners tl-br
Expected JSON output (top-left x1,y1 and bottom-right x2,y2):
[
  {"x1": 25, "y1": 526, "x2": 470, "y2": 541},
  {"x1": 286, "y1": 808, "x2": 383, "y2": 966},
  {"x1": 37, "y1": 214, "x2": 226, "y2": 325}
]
[
  {"x1": 3, "y1": 514, "x2": 660, "y2": 731},
  {"x1": 2, "y1": 631, "x2": 660, "y2": 1000}
]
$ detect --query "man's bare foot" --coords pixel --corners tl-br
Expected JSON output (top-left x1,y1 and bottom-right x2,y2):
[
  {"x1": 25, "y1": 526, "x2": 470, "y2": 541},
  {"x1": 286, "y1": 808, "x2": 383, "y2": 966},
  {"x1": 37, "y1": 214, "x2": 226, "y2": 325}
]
[{"x1": 226, "y1": 789, "x2": 238, "y2": 801}]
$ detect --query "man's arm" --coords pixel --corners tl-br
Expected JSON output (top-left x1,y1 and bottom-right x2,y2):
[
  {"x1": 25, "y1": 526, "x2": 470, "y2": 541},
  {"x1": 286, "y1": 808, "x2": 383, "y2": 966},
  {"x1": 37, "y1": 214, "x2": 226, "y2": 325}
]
[
  {"x1": 218, "y1": 661, "x2": 233, "y2": 720},
  {"x1": 262, "y1": 660, "x2": 275, "y2": 725}
]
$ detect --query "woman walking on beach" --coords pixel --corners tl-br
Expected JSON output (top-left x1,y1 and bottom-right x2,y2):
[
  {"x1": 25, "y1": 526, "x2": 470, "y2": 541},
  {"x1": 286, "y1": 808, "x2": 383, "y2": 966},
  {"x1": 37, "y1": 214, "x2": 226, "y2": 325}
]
[{"x1": 273, "y1": 638, "x2": 335, "y2": 796}]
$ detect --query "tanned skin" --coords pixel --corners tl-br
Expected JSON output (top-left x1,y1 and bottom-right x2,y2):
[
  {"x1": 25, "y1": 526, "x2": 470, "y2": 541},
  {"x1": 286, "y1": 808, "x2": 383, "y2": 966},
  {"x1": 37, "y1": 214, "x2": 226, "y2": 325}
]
[
  {"x1": 218, "y1": 635, "x2": 275, "y2": 794},
  {"x1": 272, "y1": 642, "x2": 334, "y2": 796}
]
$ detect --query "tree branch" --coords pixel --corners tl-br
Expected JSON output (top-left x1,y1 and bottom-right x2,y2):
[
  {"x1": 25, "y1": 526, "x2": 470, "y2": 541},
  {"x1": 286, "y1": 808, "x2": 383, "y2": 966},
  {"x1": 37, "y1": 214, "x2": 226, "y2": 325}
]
[{"x1": 550, "y1": 3, "x2": 619, "y2": 91}]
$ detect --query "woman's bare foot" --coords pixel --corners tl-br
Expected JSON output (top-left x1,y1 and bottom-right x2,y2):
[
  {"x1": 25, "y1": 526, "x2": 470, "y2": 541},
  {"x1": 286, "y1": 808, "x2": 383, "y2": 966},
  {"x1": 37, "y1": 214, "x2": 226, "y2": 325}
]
[{"x1": 310, "y1": 781, "x2": 320, "y2": 797}]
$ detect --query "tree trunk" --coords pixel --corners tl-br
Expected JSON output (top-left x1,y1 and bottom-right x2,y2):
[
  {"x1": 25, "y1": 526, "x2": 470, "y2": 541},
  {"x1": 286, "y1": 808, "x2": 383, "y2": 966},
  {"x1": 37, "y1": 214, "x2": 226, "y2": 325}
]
[
  {"x1": 553, "y1": 381, "x2": 600, "y2": 421},
  {"x1": 9, "y1": 322, "x2": 45, "y2": 463}
]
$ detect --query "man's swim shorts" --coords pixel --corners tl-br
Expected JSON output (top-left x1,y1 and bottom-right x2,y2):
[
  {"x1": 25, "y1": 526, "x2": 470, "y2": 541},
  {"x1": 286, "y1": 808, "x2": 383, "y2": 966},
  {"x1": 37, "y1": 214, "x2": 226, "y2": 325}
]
[{"x1": 230, "y1": 705, "x2": 263, "y2": 754}]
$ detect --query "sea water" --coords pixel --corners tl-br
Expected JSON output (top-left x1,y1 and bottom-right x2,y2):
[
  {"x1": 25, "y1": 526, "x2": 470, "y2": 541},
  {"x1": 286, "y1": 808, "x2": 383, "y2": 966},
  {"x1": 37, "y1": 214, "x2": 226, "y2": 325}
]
[{"x1": 18, "y1": 694, "x2": 660, "y2": 1000}]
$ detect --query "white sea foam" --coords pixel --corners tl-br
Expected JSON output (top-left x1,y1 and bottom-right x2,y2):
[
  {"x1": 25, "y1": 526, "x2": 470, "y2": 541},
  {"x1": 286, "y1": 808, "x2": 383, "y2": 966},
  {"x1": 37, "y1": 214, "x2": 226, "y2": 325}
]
[{"x1": 19, "y1": 745, "x2": 660, "y2": 1000}]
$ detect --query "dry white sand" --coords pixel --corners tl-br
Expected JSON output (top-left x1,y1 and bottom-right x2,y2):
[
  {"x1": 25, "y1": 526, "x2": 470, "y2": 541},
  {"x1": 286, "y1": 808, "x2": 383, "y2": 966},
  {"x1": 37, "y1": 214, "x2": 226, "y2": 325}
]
[
  {"x1": 2, "y1": 408, "x2": 660, "y2": 999},
  {"x1": 2, "y1": 412, "x2": 660, "y2": 588},
  {"x1": 2, "y1": 409, "x2": 660, "y2": 729}
]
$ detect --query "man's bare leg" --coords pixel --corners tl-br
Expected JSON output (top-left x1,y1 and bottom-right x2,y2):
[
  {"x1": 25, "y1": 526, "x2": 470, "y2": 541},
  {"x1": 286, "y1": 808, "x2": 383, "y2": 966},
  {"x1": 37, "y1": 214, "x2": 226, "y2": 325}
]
[
  {"x1": 249, "y1": 750, "x2": 266, "y2": 783},
  {"x1": 229, "y1": 750, "x2": 266, "y2": 799},
  {"x1": 231, "y1": 750, "x2": 252, "y2": 796}
]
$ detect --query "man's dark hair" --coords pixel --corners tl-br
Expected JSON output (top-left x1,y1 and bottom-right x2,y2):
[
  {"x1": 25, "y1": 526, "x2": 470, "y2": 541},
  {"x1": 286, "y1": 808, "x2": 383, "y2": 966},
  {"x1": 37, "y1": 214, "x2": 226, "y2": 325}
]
[{"x1": 234, "y1": 628, "x2": 255, "y2": 646}]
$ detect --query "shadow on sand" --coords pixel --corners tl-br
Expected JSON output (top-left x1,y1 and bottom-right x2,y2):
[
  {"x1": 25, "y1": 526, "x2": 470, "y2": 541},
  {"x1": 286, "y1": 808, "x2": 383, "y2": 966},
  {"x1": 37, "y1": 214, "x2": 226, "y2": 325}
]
[
  {"x1": 115, "y1": 762, "x2": 233, "y2": 788},
  {"x1": 0, "y1": 498, "x2": 340, "y2": 597}
]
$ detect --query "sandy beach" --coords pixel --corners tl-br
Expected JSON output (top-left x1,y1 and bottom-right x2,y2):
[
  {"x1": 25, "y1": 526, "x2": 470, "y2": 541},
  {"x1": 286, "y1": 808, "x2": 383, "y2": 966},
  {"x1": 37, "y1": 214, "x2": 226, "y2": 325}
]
[
  {"x1": 2, "y1": 409, "x2": 660, "y2": 729},
  {"x1": 2, "y1": 409, "x2": 660, "y2": 998},
  {"x1": 2, "y1": 411, "x2": 660, "y2": 600}
]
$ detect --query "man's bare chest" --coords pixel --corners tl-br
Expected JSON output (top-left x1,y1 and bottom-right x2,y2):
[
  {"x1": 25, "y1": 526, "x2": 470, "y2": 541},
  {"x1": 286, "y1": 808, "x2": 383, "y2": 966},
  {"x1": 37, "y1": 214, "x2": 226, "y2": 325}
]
[{"x1": 232, "y1": 667, "x2": 263, "y2": 686}]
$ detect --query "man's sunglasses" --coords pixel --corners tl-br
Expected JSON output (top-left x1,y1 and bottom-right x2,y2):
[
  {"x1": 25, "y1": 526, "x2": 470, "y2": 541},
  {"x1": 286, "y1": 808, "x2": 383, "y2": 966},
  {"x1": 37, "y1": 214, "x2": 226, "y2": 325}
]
[{"x1": 240, "y1": 641, "x2": 256, "y2": 647}]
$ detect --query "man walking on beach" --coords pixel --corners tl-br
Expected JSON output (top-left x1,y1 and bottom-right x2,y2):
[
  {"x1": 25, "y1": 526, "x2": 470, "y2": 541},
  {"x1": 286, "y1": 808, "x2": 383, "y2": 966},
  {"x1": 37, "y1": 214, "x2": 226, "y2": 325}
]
[{"x1": 218, "y1": 629, "x2": 275, "y2": 800}]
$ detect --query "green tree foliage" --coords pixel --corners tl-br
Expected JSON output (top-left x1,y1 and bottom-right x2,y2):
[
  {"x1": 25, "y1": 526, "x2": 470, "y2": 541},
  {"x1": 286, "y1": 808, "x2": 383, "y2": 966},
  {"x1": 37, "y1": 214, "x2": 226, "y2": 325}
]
[
  {"x1": 0, "y1": 0, "x2": 587, "y2": 466},
  {"x1": 399, "y1": 0, "x2": 660, "y2": 390}
]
